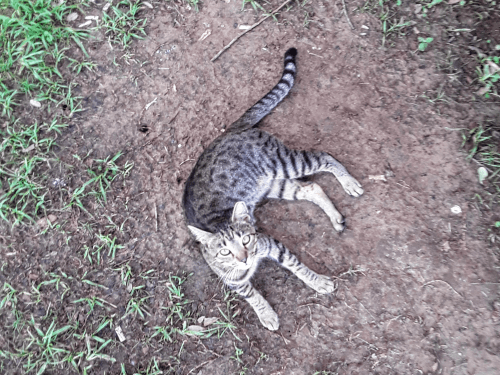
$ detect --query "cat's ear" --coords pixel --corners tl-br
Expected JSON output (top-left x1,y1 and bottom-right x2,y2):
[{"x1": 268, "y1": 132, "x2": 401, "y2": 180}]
[
  {"x1": 232, "y1": 201, "x2": 251, "y2": 224},
  {"x1": 187, "y1": 225, "x2": 213, "y2": 245}
]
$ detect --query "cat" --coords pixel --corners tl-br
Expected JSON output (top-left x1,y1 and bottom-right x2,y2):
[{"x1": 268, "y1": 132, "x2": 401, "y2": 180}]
[{"x1": 182, "y1": 48, "x2": 363, "y2": 330}]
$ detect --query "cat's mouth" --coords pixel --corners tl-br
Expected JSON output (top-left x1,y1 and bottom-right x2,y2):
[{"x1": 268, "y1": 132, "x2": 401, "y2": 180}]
[{"x1": 237, "y1": 258, "x2": 254, "y2": 270}]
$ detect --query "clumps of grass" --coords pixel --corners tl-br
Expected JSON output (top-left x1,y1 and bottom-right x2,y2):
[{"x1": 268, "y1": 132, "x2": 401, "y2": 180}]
[
  {"x1": 241, "y1": 0, "x2": 266, "y2": 12},
  {"x1": 477, "y1": 55, "x2": 500, "y2": 98},
  {"x1": 0, "y1": 0, "x2": 89, "y2": 114},
  {"x1": 66, "y1": 151, "x2": 134, "y2": 215},
  {"x1": 101, "y1": 0, "x2": 148, "y2": 49},
  {"x1": 463, "y1": 122, "x2": 500, "y2": 198},
  {"x1": 358, "y1": 0, "x2": 412, "y2": 47},
  {"x1": 0, "y1": 117, "x2": 68, "y2": 224}
]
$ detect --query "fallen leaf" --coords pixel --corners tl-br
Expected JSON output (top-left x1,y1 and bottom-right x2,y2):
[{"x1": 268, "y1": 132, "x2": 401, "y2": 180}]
[
  {"x1": 203, "y1": 317, "x2": 218, "y2": 326},
  {"x1": 487, "y1": 60, "x2": 500, "y2": 74},
  {"x1": 48, "y1": 214, "x2": 57, "y2": 223},
  {"x1": 143, "y1": 1, "x2": 153, "y2": 8},
  {"x1": 185, "y1": 325, "x2": 205, "y2": 336},
  {"x1": 103, "y1": 3, "x2": 111, "y2": 12},
  {"x1": 448, "y1": 0, "x2": 461, "y2": 3},
  {"x1": 66, "y1": 12, "x2": 78, "y2": 22},
  {"x1": 197, "y1": 316, "x2": 205, "y2": 324},
  {"x1": 85, "y1": 16, "x2": 99, "y2": 21},
  {"x1": 36, "y1": 217, "x2": 51, "y2": 230},
  {"x1": 22, "y1": 144, "x2": 35, "y2": 153},
  {"x1": 476, "y1": 86, "x2": 490, "y2": 96}
]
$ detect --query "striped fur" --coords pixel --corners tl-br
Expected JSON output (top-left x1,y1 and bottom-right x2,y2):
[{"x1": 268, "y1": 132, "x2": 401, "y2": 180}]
[{"x1": 183, "y1": 48, "x2": 363, "y2": 330}]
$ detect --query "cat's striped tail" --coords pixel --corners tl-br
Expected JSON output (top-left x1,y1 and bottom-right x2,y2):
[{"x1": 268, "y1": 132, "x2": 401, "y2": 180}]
[{"x1": 229, "y1": 48, "x2": 297, "y2": 131}]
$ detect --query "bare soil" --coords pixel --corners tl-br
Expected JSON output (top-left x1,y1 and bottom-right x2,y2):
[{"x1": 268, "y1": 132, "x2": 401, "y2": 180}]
[{"x1": 2, "y1": 1, "x2": 500, "y2": 374}]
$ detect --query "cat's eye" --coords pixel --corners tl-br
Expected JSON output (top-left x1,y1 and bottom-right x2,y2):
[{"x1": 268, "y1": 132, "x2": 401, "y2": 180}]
[
  {"x1": 242, "y1": 235, "x2": 251, "y2": 245},
  {"x1": 219, "y1": 249, "x2": 231, "y2": 256}
]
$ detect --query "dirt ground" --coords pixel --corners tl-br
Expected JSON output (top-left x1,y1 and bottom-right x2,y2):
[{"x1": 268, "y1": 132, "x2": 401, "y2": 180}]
[{"x1": 2, "y1": 0, "x2": 500, "y2": 374}]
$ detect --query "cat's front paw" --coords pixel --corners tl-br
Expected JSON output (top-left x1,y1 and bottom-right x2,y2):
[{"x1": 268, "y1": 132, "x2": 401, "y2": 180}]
[
  {"x1": 257, "y1": 308, "x2": 279, "y2": 331},
  {"x1": 310, "y1": 274, "x2": 336, "y2": 294},
  {"x1": 338, "y1": 175, "x2": 364, "y2": 197}
]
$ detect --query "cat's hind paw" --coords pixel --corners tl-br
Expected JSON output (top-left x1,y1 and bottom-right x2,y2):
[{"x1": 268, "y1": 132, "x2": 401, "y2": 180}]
[
  {"x1": 257, "y1": 308, "x2": 279, "y2": 331},
  {"x1": 338, "y1": 175, "x2": 364, "y2": 197},
  {"x1": 310, "y1": 274, "x2": 336, "y2": 295}
]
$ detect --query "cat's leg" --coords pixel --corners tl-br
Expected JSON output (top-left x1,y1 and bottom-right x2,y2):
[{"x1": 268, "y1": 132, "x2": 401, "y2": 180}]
[
  {"x1": 266, "y1": 179, "x2": 345, "y2": 232},
  {"x1": 276, "y1": 147, "x2": 364, "y2": 198},
  {"x1": 257, "y1": 234, "x2": 336, "y2": 294},
  {"x1": 231, "y1": 282, "x2": 279, "y2": 331}
]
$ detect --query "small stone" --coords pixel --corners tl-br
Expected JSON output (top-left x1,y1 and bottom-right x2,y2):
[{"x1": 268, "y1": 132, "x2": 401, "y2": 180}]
[
  {"x1": 451, "y1": 205, "x2": 462, "y2": 214},
  {"x1": 30, "y1": 99, "x2": 41, "y2": 108},
  {"x1": 66, "y1": 12, "x2": 78, "y2": 22}
]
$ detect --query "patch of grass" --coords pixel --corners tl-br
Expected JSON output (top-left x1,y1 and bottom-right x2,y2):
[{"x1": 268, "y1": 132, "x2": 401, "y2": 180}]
[
  {"x1": 463, "y1": 123, "x2": 500, "y2": 205},
  {"x1": 66, "y1": 151, "x2": 134, "y2": 215},
  {"x1": 358, "y1": 0, "x2": 412, "y2": 47},
  {"x1": 101, "y1": 0, "x2": 148, "y2": 49},
  {"x1": 242, "y1": 0, "x2": 266, "y2": 12},
  {"x1": 22, "y1": 316, "x2": 74, "y2": 374},
  {"x1": 476, "y1": 55, "x2": 500, "y2": 98},
  {"x1": 0, "y1": 117, "x2": 69, "y2": 224},
  {"x1": 0, "y1": 0, "x2": 89, "y2": 112}
]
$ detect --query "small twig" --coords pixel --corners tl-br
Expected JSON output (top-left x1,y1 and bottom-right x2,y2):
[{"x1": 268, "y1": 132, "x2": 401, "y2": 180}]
[
  {"x1": 187, "y1": 358, "x2": 217, "y2": 375},
  {"x1": 211, "y1": 0, "x2": 292, "y2": 62},
  {"x1": 422, "y1": 279, "x2": 464, "y2": 298},
  {"x1": 341, "y1": 0, "x2": 355, "y2": 30},
  {"x1": 180, "y1": 158, "x2": 195, "y2": 166},
  {"x1": 154, "y1": 203, "x2": 158, "y2": 232}
]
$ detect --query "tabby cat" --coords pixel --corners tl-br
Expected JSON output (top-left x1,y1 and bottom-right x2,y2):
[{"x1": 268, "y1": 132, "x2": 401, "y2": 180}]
[{"x1": 182, "y1": 48, "x2": 363, "y2": 330}]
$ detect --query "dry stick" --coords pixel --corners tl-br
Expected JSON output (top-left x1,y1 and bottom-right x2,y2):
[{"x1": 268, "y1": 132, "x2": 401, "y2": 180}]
[
  {"x1": 342, "y1": 0, "x2": 355, "y2": 30},
  {"x1": 210, "y1": 0, "x2": 292, "y2": 63}
]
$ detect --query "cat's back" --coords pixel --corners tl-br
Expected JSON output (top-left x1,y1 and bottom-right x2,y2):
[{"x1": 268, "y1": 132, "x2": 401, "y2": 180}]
[{"x1": 183, "y1": 128, "x2": 279, "y2": 232}]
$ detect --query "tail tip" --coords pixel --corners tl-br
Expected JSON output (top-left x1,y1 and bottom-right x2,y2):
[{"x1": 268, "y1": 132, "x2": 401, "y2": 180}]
[{"x1": 285, "y1": 47, "x2": 297, "y2": 58}]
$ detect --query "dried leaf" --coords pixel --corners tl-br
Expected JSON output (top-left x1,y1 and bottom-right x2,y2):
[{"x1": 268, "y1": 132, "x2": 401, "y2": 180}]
[
  {"x1": 143, "y1": 1, "x2": 153, "y2": 8},
  {"x1": 476, "y1": 86, "x2": 490, "y2": 96},
  {"x1": 487, "y1": 60, "x2": 500, "y2": 74},
  {"x1": 103, "y1": 3, "x2": 111, "y2": 12},
  {"x1": 22, "y1": 144, "x2": 35, "y2": 153},
  {"x1": 448, "y1": 0, "x2": 461, "y2": 4},
  {"x1": 203, "y1": 317, "x2": 218, "y2": 326}
]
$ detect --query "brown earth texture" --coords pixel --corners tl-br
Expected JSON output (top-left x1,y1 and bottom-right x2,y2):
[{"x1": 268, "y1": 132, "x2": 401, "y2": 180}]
[{"x1": 1, "y1": 0, "x2": 500, "y2": 374}]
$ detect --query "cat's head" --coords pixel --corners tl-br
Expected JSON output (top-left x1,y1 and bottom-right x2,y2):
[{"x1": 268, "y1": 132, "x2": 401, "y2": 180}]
[{"x1": 187, "y1": 202, "x2": 258, "y2": 273}]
